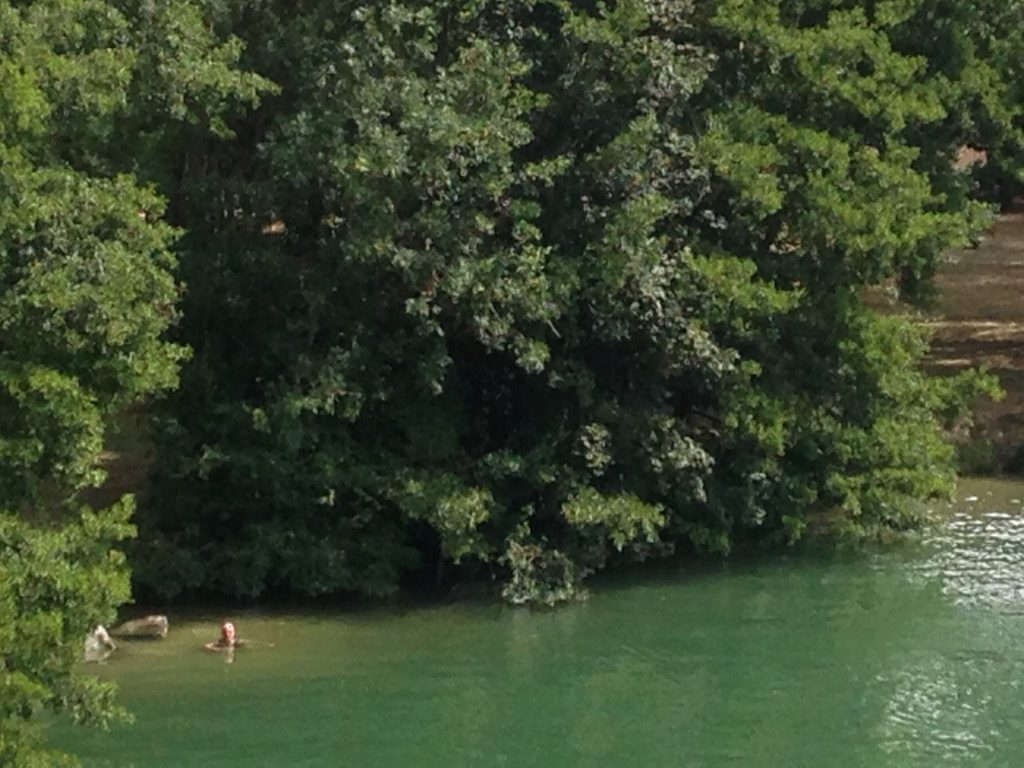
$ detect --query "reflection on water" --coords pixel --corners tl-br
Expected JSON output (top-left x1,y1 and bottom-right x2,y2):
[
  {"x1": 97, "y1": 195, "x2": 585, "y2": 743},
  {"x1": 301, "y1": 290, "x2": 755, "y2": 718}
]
[
  {"x1": 922, "y1": 511, "x2": 1024, "y2": 608},
  {"x1": 876, "y1": 481, "x2": 1024, "y2": 765},
  {"x1": 879, "y1": 658, "x2": 1000, "y2": 762},
  {"x1": 54, "y1": 479, "x2": 1024, "y2": 767}
]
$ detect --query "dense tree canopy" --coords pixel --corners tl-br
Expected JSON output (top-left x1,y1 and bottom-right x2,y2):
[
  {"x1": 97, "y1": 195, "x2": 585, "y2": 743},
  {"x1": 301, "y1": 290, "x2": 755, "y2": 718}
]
[
  {"x1": 690, "y1": 0, "x2": 1008, "y2": 540},
  {"x1": 136, "y1": 0, "x2": 1006, "y2": 606}
]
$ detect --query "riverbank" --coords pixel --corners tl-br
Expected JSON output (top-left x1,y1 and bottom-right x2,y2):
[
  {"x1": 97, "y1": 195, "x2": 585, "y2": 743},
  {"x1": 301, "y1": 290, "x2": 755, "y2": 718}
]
[{"x1": 53, "y1": 478, "x2": 1024, "y2": 767}]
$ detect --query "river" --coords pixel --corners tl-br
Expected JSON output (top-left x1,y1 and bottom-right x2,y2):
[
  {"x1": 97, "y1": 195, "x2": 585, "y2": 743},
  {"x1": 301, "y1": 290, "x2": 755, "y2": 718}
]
[{"x1": 52, "y1": 478, "x2": 1024, "y2": 767}]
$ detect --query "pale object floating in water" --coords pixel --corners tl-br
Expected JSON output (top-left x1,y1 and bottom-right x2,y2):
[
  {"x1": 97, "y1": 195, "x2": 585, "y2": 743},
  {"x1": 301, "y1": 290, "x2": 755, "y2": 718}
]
[
  {"x1": 964, "y1": 496, "x2": 979, "y2": 502},
  {"x1": 84, "y1": 625, "x2": 116, "y2": 663},
  {"x1": 111, "y1": 615, "x2": 169, "y2": 639}
]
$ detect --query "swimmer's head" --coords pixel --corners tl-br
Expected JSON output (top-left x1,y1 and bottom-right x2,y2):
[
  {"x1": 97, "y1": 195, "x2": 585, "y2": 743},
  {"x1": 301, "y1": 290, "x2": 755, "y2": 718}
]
[{"x1": 221, "y1": 622, "x2": 236, "y2": 643}]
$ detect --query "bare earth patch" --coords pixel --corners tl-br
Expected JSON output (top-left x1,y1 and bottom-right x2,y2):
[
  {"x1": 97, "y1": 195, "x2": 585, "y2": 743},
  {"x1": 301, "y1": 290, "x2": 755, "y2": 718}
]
[
  {"x1": 86, "y1": 408, "x2": 156, "y2": 511},
  {"x1": 928, "y1": 207, "x2": 1024, "y2": 463}
]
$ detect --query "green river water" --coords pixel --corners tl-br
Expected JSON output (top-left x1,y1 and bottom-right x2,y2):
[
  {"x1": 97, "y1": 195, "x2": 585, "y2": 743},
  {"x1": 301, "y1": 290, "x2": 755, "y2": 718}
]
[{"x1": 53, "y1": 479, "x2": 1024, "y2": 767}]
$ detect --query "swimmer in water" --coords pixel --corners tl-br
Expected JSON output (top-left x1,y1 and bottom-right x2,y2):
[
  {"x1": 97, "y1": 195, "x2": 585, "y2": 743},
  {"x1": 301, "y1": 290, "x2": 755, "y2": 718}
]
[{"x1": 204, "y1": 621, "x2": 246, "y2": 652}]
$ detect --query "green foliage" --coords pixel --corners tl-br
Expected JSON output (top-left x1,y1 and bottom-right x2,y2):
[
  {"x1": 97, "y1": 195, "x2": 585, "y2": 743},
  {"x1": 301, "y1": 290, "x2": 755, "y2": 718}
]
[
  {"x1": 393, "y1": 473, "x2": 493, "y2": 563},
  {"x1": 140, "y1": 0, "x2": 1004, "y2": 607},
  {"x1": 892, "y1": 0, "x2": 1024, "y2": 207},
  {"x1": 562, "y1": 488, "x2": 665, "y2": 553},
  {"x1": 501, "y1": 525, "x2": 581, "y2": 606},
  {"x1": 0, "y1": 0, "x2": 255, "y2": 762},
  {"x1": 141, "y1": 0, "x2": 722, "y2": 602},
  {"x1": 0, "y1": 501, "x2": 135, "y2": 768},
  {"x1": 700, "y1": 0, "x2": 995, "y2": 298}
]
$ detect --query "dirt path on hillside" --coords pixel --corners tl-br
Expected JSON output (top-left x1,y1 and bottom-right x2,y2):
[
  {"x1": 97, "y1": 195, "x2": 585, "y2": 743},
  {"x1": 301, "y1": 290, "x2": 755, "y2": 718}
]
[{"x1": 928, "y1": 208, "x2": 1024, "y2": 465}]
